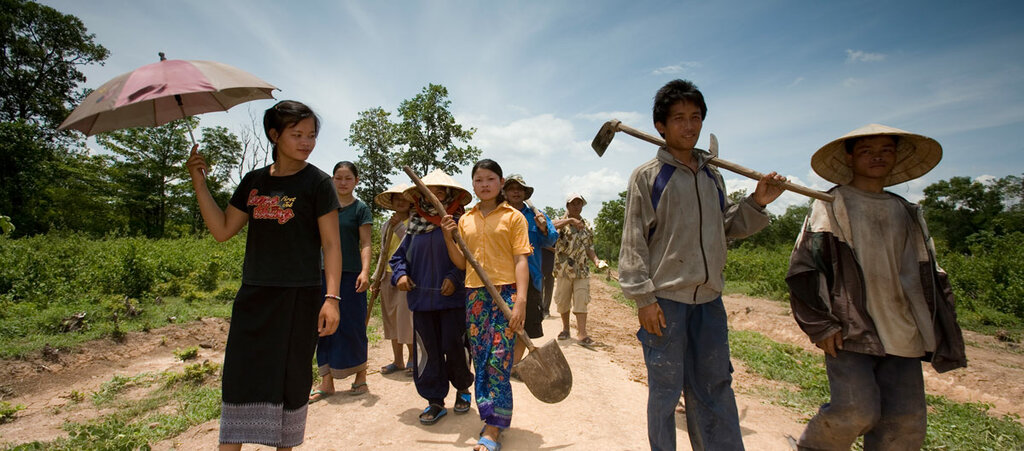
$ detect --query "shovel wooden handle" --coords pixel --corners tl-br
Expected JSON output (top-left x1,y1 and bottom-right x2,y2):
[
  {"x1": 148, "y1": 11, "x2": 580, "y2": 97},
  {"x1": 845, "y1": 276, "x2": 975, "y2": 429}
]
[
  {"x1": 366, "y1": 221, "x2": 394, "y2": 325},
  {"x1": 613, "y1": 121, "x2": 834, "y2": 202},
  {"x1": 403, "y1": 167, "x2": 537, "y2": 352}
]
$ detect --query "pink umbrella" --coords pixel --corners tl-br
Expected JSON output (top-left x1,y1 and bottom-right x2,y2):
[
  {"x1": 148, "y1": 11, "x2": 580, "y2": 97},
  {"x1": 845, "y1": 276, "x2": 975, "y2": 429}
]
[{"x1": 58, "y1": 52, "x2": 277, "y2": 142}]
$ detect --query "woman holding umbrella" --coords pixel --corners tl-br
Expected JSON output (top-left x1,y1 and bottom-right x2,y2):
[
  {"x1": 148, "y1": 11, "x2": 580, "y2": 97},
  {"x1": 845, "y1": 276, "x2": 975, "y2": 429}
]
[{"x1": 187, "y1": 100, "x2": 342, "y2": 450}]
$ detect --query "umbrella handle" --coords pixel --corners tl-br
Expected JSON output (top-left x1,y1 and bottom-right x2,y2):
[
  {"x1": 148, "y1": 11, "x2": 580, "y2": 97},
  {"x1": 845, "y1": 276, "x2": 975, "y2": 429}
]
[{"x1": 402, "y1": 166, "x2": 537, "y2": 352}]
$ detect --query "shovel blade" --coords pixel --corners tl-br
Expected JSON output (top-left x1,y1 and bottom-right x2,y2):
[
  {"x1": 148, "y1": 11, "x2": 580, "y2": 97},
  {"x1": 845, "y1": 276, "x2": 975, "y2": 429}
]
[
  {"x1": 514, "y1": 339, "x2": 572, "y2": 403},
  {"x1": 591, "y1": 120, "x2": 619, "y2": 157}
]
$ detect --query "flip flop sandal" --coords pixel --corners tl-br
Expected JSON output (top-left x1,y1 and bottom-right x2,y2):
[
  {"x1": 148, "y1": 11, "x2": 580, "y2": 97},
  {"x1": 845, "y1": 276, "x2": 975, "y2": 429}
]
[
  {"x1": 308, "y1": 389, "x2": 333, "y2": 404},
  {"x1": 380, "y1": 363, "x2": 405, "y2": 374},
  {"x1": 454, "y1": 391, "x2": 472, "y2": 414},
  {"x1": 579, "y1": 336, "x2": 595, "y2": 346},
  {"x1": 557, "y1": 331, "x2": 570, "y2": 340},
  {"x1": 475, "y1": 436, "x2": 501, "y2": 451},
  {"x1": 419, "y1": 403, "x2": 447, "y2": 425},
  {"x1": 348, "y1": 382, "x2": 368, "y2": 396}
]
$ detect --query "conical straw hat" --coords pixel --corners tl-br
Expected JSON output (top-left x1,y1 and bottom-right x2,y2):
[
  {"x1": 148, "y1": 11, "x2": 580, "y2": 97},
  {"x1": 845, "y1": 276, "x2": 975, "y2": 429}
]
[
  {"x1": 811, "y1": 123, "x2": 942, "y2": 186},
  {"x1": 374, "y1": 183, "x2": 411, "y2": 211},
  {"x1": 402, "y1": 169, "x2": 472, "y2": 206}
]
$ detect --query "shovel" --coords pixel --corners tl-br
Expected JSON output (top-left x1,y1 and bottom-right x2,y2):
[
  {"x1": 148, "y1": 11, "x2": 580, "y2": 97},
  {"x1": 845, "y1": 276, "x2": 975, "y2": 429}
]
[
  {"x1": 365, "y1": 220, "x2": 395, "y2": 326},
  {"x1": 403, "y1": 166, "x2": 573, "y2": 403},
  {"x1": 592, "y1": 119, "x2": 834, "y2": 202}
]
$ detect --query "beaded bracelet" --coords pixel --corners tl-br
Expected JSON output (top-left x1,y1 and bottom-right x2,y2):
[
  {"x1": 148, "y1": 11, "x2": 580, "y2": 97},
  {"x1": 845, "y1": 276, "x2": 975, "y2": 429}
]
[{"x1": 324, "y1": 294, "x2": 342, "y2": 301}]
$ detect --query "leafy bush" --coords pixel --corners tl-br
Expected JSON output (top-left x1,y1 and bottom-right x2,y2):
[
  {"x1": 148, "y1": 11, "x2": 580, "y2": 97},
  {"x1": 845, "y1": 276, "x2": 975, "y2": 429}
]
[
  {"x1": 724, "y1": 243, "x2": 791, "y2": 301},
  {"x1": 0, "y1": 401, "x2": 25, "y2": 424},
  {"x1": 0, "y1": 233, "x2": 242, "y2": 357},
  {"x1": 939, "y1": 232, "x2": 1024, "y2": 318},
  {"x1": 173, "y1": 346, "x2": 199, "y2": 362}
]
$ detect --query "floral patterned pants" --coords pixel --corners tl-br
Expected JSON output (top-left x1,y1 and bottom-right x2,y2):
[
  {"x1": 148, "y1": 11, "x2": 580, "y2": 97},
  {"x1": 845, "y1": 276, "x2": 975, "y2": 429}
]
[{"x1": 466, "y1": 284, "x2": 517, "y2": 429}]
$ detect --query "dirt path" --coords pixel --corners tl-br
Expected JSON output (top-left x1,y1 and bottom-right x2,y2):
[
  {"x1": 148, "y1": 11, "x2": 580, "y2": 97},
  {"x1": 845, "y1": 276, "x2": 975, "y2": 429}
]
[{"x1": 2, "y1": 274, "x2": 1021, "y2": 449}]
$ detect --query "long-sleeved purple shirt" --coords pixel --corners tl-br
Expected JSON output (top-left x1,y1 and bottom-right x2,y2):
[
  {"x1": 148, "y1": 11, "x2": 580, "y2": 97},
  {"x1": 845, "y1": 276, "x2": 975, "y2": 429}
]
[{"x1": 389, "y1": 227, "x2": 466, "y2": 311}]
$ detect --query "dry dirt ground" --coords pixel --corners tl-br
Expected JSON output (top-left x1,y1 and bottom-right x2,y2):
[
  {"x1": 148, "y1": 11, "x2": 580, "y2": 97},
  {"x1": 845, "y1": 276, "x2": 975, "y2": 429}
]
[{"x1": 1, "y1": 274, "x2": 1022, "y2": 450}]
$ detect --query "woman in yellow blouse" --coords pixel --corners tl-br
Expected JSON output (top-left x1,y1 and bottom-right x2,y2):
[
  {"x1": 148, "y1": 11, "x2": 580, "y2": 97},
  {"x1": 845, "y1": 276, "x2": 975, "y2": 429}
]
[{"x1": 440, "y1": 159, "x2": 530, "y2": 451}]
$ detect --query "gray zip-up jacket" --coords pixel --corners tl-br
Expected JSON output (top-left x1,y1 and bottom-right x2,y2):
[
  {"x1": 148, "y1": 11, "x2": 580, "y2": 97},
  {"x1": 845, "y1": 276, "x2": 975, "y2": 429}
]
[{"x1": 619, "y1": 148, "x2": 770, "y2": 308}]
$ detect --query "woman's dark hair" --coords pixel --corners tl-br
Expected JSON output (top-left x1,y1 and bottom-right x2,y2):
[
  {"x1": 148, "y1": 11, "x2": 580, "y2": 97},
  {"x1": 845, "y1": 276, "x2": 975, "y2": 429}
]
[
  {"x1": 263, "y1": 100, "x2": 320, "y2": 161},
  {"x1": 844, "y1": 135, "x2": 900, "y2": 154},
  {"x1": 471, "y1": 159, "x2": 505, "y2": 203},
  {"x1": 333, "y1": 161, "x2": 359, "y2": 178},
  {"x1": 652, "y1": 79, "x2": 708, "y2": 130}
]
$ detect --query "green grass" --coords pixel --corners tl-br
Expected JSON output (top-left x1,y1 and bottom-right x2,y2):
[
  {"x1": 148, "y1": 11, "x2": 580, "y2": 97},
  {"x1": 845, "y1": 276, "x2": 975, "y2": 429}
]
[
  {"x1": 728, "y1": 329, "x2": 1024, "y2": 450},
  {"x1": 5, "y1": 364, "x2": 222, "y2": 450},
  {"x1": 0, "y1": 291, "x2": 234, "y2": 359},
  {"x1": 602, "y1": 276, "x2": 636, "y2": 310}
]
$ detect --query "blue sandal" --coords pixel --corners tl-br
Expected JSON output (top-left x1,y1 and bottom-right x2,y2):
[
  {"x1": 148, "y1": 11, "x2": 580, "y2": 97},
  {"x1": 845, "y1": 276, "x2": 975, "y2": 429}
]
[
  {"x1": 419, "y1": 403, "x2": 447, "y2": 425},
  {"x1": 454, "y1": 391, "x2": 472, "y2": 413},
  {"x1": 475, "y1": 436, "x2": 501, "y2": 451}
]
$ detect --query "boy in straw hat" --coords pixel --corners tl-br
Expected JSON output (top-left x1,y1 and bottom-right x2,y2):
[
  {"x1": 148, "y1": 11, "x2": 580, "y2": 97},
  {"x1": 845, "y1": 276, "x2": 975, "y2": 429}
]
[
  {"x1": 389, "y1": 169, "x2": 474, "y2": 425},
  {"x1": 370, "y1": 183, "x2": 414, "y2": 376},
  {"x1": 786, "y1": 124, "x2": 966, "y2": 450}
]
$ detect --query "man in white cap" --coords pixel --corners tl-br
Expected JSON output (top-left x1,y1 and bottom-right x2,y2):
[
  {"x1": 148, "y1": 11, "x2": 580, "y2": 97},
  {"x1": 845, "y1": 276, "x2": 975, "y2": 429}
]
[
  {"x1": 786, "y1": 124, "x2": 966, "y2": 450},
  {"x1": 502, "y1": 174, "x2": 558, "y2": 365},
  {"x1": 552, "y1": 192, "x2": 606, "y2": 345}
]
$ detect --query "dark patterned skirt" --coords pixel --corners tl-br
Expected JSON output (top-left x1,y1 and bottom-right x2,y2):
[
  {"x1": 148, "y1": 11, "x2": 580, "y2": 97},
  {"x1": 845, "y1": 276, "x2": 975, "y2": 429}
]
[{"x1": 219, "y1": 284, "x2": 320, "y2": 447}]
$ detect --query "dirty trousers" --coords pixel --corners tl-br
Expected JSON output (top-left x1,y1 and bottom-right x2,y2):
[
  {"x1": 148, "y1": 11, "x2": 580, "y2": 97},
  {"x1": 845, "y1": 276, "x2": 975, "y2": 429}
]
[
  {"x1": 638, "y1": 297, "x2": 743, "y2": 451},
  {"x1": 797, "y1": 350, "x2": 926, "y2": 451}
]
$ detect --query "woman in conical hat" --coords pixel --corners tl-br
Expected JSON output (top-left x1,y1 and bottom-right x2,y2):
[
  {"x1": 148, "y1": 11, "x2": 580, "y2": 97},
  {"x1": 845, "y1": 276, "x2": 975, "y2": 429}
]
[
  {"x1": 371, "y1": 183, "x2": 415, "y2": 376},
  {"x1": 390, "y1": 169, "x2": 474, "y2": 426}
]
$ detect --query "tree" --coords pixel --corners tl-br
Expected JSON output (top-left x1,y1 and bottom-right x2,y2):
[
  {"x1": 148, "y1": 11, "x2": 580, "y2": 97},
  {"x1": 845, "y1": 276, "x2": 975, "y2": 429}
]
[
  {"x1": 0, "y1": 0, "x2": 109, "y2": 128},
  {"x1": 396, "y1": 84, "x2": 481, "y2": 176},
  {"x1": 348, "y1": 107, "x2": 399, "y2": 216},
  {"x1": 594, "y1": 191, "x2": 626, "y2": 262},
  {"x1": 543, "y1": 206, "x2": 565, "y2": 219},
  {"x1": 922, "y1": 176, "x2": 1005, "y2": 253},
  {"x1": 0, "y1": 1, "x2": 109, "y2": 236},
  {"x1": 347, "y1": 84, "x2": 481, "y2": 216}
]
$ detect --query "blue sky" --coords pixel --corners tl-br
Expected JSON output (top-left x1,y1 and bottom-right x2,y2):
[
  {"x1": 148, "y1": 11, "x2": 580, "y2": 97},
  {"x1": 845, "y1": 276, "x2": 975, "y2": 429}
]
[{"x1": 44, "y1": 0, "x2": 1024, "y2": 220}]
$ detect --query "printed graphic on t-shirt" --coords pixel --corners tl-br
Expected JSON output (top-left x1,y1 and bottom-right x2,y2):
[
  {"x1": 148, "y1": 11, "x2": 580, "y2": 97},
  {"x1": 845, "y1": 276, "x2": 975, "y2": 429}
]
[{"x1": 247, "y1": 189, "x2": 296, "y2": 224}]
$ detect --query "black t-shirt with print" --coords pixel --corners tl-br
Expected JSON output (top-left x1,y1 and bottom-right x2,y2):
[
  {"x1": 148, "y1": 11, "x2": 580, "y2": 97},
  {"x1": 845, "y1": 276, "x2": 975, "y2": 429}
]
[{"x1": 229, "y1": 164, "x2": 340, "y2": 287}]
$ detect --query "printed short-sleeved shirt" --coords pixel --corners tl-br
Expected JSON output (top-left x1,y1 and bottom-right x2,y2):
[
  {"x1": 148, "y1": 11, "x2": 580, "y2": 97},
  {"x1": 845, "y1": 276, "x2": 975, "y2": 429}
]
[
  {"x1": 554, "y1": 216, "x2": 595, "y2": 279},
  {"x1": 458, "y1": 202, "x2": 532, "y2": 288},
  {"x1": 229, "y1": 164, "x2": 340, "y2": 287},
  {"x1": 338, "y1": 199, "x2": 373, "y2": 273}
]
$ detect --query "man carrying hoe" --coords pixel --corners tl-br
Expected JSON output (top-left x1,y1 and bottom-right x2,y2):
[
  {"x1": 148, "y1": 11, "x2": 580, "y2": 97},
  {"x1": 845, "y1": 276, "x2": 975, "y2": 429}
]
[{"x1": 619, "y1": 79, "x2": 787, "y2": 450}]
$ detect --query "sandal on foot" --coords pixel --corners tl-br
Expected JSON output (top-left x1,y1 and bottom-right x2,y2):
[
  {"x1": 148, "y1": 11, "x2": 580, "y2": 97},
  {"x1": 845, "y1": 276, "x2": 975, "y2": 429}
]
[
  {"x1": 308, "y1": 389, "x2": 333, "y2": 404},
  {"x1": 475, "y1": 436, "x2": 501, "y2": 451},
  {"x1": 348, "y1": 382, "x2": 368, "y2": 396},
  {"x1": 405, "y1": 361, "x2": 414, "y2": 376},
  {"x1": 579, "y1": 336, "x2": 594, "y2": 346},
  {"x1": 454, "y1": 391, "x2": 472, "y2": 414},
  {"x1": 380, "y1": 363, "x2": 405, "y2": 374},
  {"x1": 557, "y1": 330, "x2": 570, "y2": 340},
  {"x1": 419, "y1": 403, "x2": 447, "y2": 425}
]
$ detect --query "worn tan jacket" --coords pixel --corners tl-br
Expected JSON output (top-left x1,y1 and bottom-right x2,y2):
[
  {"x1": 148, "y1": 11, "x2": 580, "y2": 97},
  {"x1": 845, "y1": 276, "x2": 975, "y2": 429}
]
[{"x1": 619, "y1": 148, "x2": 770, "y2": 308}]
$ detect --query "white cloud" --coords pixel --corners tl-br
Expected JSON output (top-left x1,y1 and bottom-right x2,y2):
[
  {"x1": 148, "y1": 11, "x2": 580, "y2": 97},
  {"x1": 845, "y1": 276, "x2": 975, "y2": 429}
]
[
  {"x1": 472, "y1": 114, "x2": 576, "y2": 161},
  {"x1": 560, "y1": 168, "x2": 627, "y2": 206},
  {"x1": 576, "y1": 111, "x2": 646, "y2": 126},
  {"x1": 842, "y1": 77, "x2": 864, "y2": 88},
  {"x1": 846, "y1": 49, "x2": 886, "y2": 63},
  {"x1": 652, "y1": 61, "x2": 702, "y2": 75},
  {"x1": 788, "y1": 77, "x2": 805, "y2": 87}
]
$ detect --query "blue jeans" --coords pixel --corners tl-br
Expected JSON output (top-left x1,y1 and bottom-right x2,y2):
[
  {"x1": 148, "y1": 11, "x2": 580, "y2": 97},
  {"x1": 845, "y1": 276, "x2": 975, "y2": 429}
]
[
  {"x1": 638, "y1": 298, "x2": 743, "y2": 451},
  {"x1": 797, "y1": 351, "x2": 926, "y2": 451}
]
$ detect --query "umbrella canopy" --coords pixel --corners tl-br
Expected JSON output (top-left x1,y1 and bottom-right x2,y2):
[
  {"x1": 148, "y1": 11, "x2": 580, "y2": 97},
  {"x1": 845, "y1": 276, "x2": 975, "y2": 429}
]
[{"x1": 58, "y1": 57, "x2": 277, "y2": 136}]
